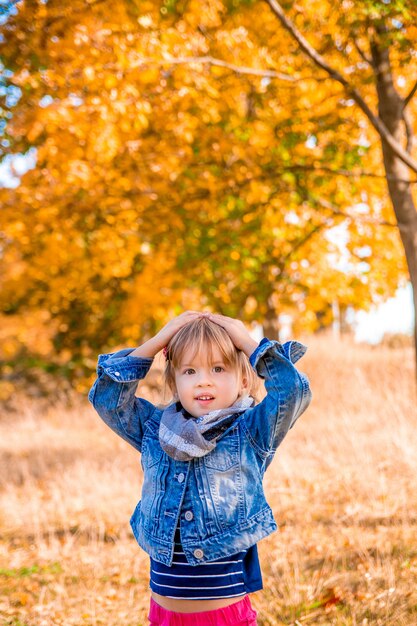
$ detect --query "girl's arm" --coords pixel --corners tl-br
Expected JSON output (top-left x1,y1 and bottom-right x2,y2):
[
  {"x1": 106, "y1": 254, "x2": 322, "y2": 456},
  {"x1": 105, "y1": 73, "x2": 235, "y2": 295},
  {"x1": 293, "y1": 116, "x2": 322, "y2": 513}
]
[
  {"x1": 88, "y1": 311, "x2": 203, "y2": 452},
  {"x1": 206, "y1": 313, "x2": 312, "y2": 463},
  {"x1": 242, "y1": 338, "x2": 312, "y2": 465},
  {"x1": 88, "y1": 348, "x2": 157, "y2": 453}
]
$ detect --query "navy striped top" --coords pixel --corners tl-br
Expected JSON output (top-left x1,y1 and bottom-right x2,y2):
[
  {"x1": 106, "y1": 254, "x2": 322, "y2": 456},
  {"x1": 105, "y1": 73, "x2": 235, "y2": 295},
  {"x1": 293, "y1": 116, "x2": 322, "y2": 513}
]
[{"x1": 150, "y1": 526, "x2": 263, "y2": 600}]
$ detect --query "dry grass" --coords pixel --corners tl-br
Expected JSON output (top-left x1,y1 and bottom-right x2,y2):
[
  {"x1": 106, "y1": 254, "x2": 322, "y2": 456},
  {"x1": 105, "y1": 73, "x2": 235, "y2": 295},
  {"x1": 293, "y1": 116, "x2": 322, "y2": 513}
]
[{"x1": 1, "y1": 334, "x2": 416, "y2": 625}]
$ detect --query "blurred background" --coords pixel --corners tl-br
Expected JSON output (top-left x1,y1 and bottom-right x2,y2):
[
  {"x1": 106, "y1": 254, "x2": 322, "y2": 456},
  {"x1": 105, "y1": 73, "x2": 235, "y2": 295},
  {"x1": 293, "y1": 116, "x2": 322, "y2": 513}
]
[{"x1": 1, "y1": 1, "x2": 416, "y2": 625}]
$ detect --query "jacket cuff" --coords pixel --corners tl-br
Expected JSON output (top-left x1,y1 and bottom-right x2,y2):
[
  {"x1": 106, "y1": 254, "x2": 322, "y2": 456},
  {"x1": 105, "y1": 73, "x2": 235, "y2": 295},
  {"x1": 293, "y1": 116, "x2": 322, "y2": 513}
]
[
  {"x1": 249, "y1": 337, "x2": 308, "y2": 370},
  {"x1": 97, "y1": 348, "x2": 154, "y2": 382}
]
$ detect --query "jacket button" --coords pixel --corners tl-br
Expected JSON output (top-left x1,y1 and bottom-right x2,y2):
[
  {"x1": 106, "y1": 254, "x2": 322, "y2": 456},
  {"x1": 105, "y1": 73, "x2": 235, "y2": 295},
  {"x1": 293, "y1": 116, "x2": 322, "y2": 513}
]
[
  {"x1": 184, "y1": 511, "x2": 193, "y2": 521},
  {"x1": 193, "y1": 548, "x2": 204, "y2": 559},
  {"x1": 177, "y1": 473, "x2": 185, "y2": 483},
  {"x1": 114, "y1": 371, "x2": 120, "y2": 376}
]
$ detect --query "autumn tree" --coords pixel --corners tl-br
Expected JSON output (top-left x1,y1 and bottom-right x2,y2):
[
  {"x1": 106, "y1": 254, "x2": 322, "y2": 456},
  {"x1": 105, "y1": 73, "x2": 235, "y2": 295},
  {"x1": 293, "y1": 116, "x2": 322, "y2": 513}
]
[
  {"x1": 260, "y1": 0, "x2": 417, "y2": 371},
  {"x1": 0, "y1": 0, "x2": 408, "y2": 391}
]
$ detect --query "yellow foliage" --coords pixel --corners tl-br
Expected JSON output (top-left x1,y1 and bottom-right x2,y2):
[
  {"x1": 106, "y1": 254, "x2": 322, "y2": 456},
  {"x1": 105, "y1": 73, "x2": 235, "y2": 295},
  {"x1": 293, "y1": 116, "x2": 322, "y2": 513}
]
[{"x1": 0, "y1": 0, "x2": 413, "y2": 385}]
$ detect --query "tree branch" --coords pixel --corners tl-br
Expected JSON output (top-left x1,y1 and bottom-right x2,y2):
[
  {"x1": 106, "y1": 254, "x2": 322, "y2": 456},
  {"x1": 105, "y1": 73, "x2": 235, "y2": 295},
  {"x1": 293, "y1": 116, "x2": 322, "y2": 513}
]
[
  {"x1": 264, "y1": 0, "x2": 417, "y2": 173},
  {"x1": 313, "y1": 196, "x2": 396, "y2": 227},
  {"x1": 402, "y1": 107, "x2": 414, "y2": 154},
  {"x1": 132, "y1": 55, "x2": 295, "y2": 81},
  {"x1": 352, "y1": 37, "x2": 373, "y2": 67},
  {"x1": 249, "y1": 184, "x2": 396, "y2": 228},
  {"x1": 135, "y1": 151, "x2": 417, "y2": 184},
  {"x1": 279, "y1": 164, "x2": 417, "y2": 184},
  {"x1": 281, "y1": 220, "x2": 330, "y2": 267},
  {"x1": 404, "y1": 79, "x2": 417, "y2": 109}
]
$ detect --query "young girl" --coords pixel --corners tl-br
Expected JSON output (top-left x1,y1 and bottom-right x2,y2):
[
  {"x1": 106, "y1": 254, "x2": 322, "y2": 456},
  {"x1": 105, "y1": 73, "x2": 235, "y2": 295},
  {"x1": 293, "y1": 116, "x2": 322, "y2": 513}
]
[{"x1": 88, "y1": 311, "x2": 312, "y2": 625}]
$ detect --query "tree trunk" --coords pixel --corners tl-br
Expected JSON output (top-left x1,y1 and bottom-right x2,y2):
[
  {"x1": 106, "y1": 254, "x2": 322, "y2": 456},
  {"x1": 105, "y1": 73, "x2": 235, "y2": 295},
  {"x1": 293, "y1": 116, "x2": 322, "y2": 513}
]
[
  {"x1": 262, "y1": 296, "x2": 280, "y2": 340},
  {"x1": 370, "y1": 34, "x2": 417, "y2": 381}
]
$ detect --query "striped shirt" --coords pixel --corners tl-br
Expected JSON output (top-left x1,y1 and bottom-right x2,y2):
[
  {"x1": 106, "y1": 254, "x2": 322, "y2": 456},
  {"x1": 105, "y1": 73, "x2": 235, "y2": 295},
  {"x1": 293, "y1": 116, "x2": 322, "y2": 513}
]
[{"x1": 149, "y1": 526, "x2": 263, "y2": 600}]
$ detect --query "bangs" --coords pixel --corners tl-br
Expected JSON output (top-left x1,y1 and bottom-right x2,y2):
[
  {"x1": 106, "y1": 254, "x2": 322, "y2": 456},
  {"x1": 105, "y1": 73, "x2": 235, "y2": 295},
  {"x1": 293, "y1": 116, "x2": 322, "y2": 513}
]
[{"x1": 169, "y1": 318, "x2": 238, "y2": 369}]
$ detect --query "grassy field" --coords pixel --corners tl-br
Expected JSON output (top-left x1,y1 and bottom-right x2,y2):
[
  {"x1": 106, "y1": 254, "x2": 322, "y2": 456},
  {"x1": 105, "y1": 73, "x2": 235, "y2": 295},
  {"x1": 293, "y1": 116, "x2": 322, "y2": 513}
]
[{"x1": 1, "y1": 334, "x2": 416, "y2": 625}]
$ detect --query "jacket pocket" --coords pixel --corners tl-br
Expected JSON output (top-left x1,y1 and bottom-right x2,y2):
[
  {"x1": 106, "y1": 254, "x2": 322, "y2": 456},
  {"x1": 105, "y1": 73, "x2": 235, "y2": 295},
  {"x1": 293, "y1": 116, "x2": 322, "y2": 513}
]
[
  {"x1": 141, "y1": 434, "x2": 163, "y2": 469},
  {"x1": 204, "y1": 430, "x2": 239, "y2": 471},
  {"x1": 203, "y1": 431, "x2": 244, "y2": 530}
]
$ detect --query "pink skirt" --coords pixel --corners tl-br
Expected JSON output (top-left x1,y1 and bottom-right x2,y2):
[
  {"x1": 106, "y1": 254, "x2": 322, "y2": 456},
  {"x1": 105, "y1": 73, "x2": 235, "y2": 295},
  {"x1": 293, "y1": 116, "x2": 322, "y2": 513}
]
[{"x1": 148, "y1": 595, "x2": 258, "y2": 626}]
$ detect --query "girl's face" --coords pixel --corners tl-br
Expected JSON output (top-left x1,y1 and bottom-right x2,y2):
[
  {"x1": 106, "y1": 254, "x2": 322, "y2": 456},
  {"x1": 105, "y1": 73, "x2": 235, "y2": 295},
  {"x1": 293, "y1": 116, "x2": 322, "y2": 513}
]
[{"x1": 173, "y1": 344, "x2": 248, "y2": 418}]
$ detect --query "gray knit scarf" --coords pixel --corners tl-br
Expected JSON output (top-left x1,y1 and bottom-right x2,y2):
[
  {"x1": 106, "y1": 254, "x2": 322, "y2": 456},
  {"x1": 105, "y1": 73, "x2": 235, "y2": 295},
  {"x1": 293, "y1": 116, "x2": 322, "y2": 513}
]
[{"x1": 159, "y1": 395, "x2": 254, "y2": 461}]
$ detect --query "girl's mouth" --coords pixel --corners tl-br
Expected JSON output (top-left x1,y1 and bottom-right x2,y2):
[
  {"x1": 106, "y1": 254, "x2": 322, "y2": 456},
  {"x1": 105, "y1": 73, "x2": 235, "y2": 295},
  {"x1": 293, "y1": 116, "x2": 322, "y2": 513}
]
[{"x1": 195, "y1": 396, "x2": 215, "y2": 405}]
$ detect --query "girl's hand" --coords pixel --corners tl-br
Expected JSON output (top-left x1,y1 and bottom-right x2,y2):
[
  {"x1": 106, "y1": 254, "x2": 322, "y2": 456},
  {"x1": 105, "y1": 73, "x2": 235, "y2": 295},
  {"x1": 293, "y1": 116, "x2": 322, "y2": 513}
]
[
  {"x1": 155, "y1": 311, "x2": 203, "y2": 349},
  {"x1": 130, "y1": 311, "x2": 203, "y2": 359},
  {"x1": 207, "y1": 313, "x2": 258, "y2": 357}
]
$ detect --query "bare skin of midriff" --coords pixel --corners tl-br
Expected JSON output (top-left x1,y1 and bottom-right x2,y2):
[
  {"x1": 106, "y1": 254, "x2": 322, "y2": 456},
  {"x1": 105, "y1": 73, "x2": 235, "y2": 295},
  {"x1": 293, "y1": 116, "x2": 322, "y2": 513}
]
[{"x1": 151, "y1": 591, "x2": 246, "y2": 613}]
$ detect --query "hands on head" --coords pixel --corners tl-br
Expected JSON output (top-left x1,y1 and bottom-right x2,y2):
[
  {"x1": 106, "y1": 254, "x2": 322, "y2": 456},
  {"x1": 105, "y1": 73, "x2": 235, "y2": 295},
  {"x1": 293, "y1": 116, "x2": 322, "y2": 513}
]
[{"x1": 157, "y1": 311, "x2": 258, "y2": 359}]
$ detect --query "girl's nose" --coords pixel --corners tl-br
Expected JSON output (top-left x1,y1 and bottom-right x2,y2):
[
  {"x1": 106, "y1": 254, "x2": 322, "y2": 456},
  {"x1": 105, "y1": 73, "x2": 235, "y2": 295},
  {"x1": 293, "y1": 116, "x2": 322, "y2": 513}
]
[{"x1": 197, "y1": 370, "x2": 213, "y2": 385}]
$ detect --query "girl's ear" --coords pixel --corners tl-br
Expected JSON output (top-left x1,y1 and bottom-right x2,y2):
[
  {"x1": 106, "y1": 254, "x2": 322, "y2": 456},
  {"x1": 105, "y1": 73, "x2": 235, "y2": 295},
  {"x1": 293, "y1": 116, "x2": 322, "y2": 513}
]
[{"x1": 240, "y1": 375, "x2": 249, "y2": 393}]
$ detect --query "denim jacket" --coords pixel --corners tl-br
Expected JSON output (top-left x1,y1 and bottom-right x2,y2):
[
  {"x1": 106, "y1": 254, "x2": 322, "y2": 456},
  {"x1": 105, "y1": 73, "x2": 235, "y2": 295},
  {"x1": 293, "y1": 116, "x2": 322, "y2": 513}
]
[{"x1": 88, "y1": 337, "x2": 312, "y2": 566}]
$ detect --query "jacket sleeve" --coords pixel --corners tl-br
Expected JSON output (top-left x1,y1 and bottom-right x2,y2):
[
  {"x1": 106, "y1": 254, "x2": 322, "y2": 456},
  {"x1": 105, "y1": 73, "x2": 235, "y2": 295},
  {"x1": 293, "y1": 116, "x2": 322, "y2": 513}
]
[
  {"x1": 242, "y1": 338, "x2": 312, "y2": 465},
  {"x1": 88, "y1": 348, "x2": 157, "y2": 453}
]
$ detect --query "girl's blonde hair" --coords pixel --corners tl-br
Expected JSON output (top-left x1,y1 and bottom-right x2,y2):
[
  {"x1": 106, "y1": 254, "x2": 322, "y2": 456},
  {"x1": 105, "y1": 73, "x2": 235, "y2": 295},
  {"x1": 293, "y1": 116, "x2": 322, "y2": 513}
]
[{"x1": 163, "y1": 317, "x2": 260, "y2": 402}]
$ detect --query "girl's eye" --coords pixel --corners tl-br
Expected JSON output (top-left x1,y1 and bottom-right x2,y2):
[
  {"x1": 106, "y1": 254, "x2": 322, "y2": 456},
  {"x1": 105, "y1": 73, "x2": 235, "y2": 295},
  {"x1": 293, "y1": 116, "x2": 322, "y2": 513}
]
[
  {"x1": 213, "y1": 366, "x2": 224, "y2": 373},
  {"x1": 184, "y1": 368, "x2": 195, "y2": 375}
]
